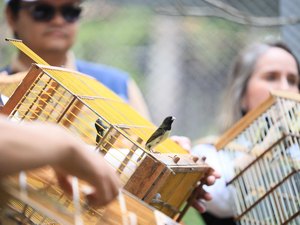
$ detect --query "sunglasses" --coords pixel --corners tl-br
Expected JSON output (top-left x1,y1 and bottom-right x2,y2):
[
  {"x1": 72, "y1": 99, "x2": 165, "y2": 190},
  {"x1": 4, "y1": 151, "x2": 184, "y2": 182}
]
[{"x1": 21, "y1": 3, "x2": 82, "y2": 23}]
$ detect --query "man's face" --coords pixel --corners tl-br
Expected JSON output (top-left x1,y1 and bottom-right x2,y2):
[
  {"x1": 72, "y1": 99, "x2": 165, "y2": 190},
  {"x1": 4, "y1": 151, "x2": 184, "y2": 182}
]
[{"x1": 7, "y1": 0, "x2": 81, "y2": 55}]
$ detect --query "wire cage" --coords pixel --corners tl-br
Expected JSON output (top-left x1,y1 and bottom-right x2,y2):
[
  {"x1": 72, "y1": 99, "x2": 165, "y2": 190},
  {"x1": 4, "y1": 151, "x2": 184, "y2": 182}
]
[
  {"x1": 0, "y1": 167, "x2": 179, "y2": 225},
  {"x1": 215, "y1": 91, "x2": 300, "y2": 225},
  {"x1": 0, "y1": 39, "x2": 211, "y2": 221}
]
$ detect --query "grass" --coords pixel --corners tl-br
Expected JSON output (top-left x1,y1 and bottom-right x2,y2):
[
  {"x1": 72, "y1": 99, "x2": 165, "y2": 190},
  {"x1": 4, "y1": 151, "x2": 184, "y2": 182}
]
[{"x1": 182, "y1": 208, "x2": 206, "y2": 225}]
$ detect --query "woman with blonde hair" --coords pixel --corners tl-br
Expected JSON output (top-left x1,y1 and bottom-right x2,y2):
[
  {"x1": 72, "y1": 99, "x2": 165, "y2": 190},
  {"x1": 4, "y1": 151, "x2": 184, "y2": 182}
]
[{"x1": 192, "y1": 41, "x2": 300, "y2": 225}]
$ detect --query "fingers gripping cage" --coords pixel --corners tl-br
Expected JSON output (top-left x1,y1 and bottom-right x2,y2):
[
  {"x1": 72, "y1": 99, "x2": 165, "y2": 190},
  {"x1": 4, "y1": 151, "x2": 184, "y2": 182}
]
[
  {"x1": 0, "y1": 168, "x2": 179, "y2": 225},
  {"x1": 216, "y1": 91, "x2": 300, "y2": 225}
]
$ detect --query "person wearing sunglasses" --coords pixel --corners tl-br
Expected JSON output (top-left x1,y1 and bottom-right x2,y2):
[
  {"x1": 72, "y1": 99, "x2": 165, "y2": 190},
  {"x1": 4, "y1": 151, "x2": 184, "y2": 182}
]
[
  {"x1": 2, "y1": 0, "x2": 198, "y2": 157},
  {"x1": 3, "y1": 0, "x2": 151, "y2": 119}
]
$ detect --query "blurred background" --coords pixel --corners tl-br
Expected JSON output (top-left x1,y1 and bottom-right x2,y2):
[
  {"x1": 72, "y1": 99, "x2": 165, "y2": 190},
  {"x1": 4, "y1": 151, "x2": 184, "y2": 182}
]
[
  {"x1": 0, "y1": 0, "x2": 300, "y2": 142},
  {"x1": 1, "y1": 0, "x2": 300, "y2": 224}
]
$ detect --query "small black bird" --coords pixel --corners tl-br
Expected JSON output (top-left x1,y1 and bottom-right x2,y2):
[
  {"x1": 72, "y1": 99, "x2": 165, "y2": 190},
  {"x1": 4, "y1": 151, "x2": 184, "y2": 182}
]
[
  {"x1": 145, "y1": 116, "x2": 175, "y2": 152},
  {"x1": 95, "y1": 118, "x2": 108, "y2": 144}
]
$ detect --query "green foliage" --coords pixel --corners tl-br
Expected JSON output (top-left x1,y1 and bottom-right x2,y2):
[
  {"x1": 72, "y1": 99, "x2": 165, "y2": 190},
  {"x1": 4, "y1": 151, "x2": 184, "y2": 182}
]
[
  {"x1": 73, "y1": 6, "x2": 152, "y2": 80},
  {"x1": 182, "y1": 207, "x2": 206, "y2": 225}
]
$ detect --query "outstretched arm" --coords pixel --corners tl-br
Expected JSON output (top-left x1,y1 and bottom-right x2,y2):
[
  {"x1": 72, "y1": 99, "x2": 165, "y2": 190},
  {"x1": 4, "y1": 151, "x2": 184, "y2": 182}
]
[{"x1": 0, "y1": 116, "x2": 121, "y2": 207}]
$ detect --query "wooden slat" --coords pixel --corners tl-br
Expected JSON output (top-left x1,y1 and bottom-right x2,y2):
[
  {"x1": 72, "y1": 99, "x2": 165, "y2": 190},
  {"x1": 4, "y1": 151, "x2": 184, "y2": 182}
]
[
  {"x1": 124, "y1": 155, "x2": 169, "y2": 199},
  {"x1": 6, "y1": 38, "x2": 49, "y2": 65},
  {"x1": 0, "y1": 65, "x2": 41, "y2": 116},
  {"x1": 270, "y1": 89, "x2": 300, "y2": 102},
  {"x1": 215, "y1": 91, "x2": 300, "y2": 150},
  {"x1": 215, "y1": 95, "x2": 276, "y2": 150}
]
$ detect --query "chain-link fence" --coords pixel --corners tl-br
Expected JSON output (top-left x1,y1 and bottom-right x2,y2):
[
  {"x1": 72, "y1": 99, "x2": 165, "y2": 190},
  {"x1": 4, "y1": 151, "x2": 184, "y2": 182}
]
[{"x1": 0, "y1": 0, "x2": 299, "y2": 141}]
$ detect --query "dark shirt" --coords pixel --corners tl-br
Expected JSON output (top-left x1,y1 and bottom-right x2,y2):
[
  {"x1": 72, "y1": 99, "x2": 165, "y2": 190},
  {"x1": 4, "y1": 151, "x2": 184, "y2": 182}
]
[{"x1": 202, "y1": 212, "x2": 236, "y2": 225}]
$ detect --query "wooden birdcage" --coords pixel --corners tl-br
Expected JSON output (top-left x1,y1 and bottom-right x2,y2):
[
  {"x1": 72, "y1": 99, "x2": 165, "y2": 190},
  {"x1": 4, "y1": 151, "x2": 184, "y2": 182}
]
[
  {"x1": 0, "y1": 39, "x2": 211, "y2": 222},
  {"x1": 0, "y1": 167, "x2": 179, "y2": 225},
  {"x1": 216, "y1": 91, "x2": 300, "y2": 225}
]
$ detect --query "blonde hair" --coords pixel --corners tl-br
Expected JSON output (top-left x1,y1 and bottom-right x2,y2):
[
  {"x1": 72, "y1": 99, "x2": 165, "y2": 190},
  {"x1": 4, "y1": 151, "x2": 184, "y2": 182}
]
[{"x1": 217, "y1": 41, "x2": 300, "y2": 133}]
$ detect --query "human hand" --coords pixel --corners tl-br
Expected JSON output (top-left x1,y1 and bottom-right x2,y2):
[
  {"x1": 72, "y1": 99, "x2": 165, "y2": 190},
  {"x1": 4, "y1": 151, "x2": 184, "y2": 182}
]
[
  {"x1": 192, "y1": 169, "x2": 221, "y2": 213},
  {"x1": 170, "y1": 135, "x2": 192, "y2": 151},
  {"x1": 53, "y1": 142, "x2": 121, "y2": 207},
  {"x1": 0, "y1": 118, "x2": 120, "y2": 207}
]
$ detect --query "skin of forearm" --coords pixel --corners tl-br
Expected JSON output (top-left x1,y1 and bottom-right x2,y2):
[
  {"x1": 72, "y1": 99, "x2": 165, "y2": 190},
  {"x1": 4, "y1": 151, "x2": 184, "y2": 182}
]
[
  {"x1": 0, "y1": 117, "x2": 121, "y2": 207},
  {"x1": 0, "y1": 119, "x2": 73, "y2": 177}
]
